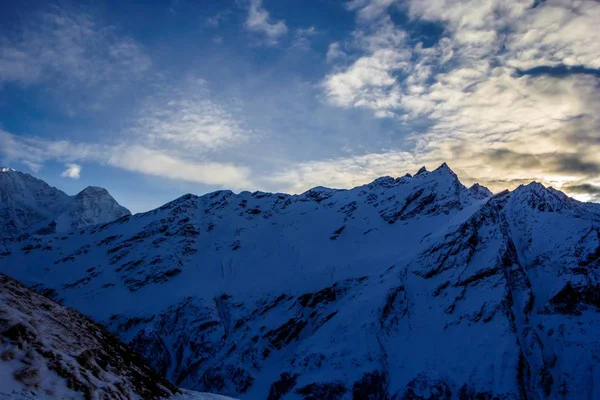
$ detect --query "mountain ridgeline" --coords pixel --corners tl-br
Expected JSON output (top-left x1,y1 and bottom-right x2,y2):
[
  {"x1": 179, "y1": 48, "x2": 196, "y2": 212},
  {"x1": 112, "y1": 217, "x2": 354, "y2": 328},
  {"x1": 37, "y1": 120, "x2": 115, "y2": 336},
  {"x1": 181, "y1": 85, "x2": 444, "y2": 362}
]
[{"x1": 0, "y1": 164, "x2": 599, "y2": 399}]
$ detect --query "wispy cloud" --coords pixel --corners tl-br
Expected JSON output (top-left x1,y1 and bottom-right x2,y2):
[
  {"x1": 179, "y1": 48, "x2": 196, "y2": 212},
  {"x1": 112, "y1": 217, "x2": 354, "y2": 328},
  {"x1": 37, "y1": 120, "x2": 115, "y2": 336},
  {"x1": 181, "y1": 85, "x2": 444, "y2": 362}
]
[
  {"x1": 0, "y1": 6, "x2": 151, "y2": 112},
  {"x1": 0, "y1": 130, "x2": 253, "y2": 190},
  {"x1": 291, "y1": 26, "x2": 320, "y2": 49},
  {"x1": 244, "y1": 0, "x2": 288, "y2": 44},
  {"x1": 326, "y1": 42, "x2": 346, "y2": 63},
  {"x1": 346, "y1": 0, "x2": 397, "y2": 22},
  {"x1": 61, "y1": 163, "x2": 81, "y2": 179}
]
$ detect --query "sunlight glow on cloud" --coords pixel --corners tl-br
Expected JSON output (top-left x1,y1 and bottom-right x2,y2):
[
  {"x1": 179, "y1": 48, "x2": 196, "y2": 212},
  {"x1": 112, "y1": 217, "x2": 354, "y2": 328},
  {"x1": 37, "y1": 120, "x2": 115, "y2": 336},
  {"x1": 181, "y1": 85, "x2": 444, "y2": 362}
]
[{"x1": 318, "y1": 0, "x2": 600, "y2": 200}]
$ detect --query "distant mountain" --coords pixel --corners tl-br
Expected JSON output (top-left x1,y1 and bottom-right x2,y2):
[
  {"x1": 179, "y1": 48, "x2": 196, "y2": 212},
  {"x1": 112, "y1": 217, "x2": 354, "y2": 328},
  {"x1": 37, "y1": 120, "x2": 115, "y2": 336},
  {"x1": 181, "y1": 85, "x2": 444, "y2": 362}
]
[
  {"x1": 0, "y1": 273, "x2": 236, "y2": 400},
  {"x1": 0, "y1": 168, "x2": 130, "y2": 238},
  {"x1": 0, "y1": 164, "x2": 598, "y2": 399}
]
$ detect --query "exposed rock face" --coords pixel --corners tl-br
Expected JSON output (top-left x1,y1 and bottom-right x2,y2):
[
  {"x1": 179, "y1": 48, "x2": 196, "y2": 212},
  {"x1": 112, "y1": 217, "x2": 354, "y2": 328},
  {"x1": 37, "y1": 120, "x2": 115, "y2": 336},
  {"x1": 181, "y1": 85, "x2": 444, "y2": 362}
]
[
  {"x1": 0, "y1": 169, "x2": 130, "y2": 238},
  {"x1": 0, "y1": 164, "x2": 599, "y2": 399}
]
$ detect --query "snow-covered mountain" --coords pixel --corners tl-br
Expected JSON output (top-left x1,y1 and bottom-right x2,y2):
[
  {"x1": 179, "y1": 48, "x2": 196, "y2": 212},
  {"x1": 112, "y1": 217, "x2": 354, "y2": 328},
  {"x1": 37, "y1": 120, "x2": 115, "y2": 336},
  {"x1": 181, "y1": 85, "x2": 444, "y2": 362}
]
[
  {"x1": 0, "y1": 163, "x2": 598, "y2": 399},
  {"x1": 0, "y1": 168, "x2": 130, "y2": 238},
  {"x1": 0, "y1": 273, "x2": 236, "y2": 400}
]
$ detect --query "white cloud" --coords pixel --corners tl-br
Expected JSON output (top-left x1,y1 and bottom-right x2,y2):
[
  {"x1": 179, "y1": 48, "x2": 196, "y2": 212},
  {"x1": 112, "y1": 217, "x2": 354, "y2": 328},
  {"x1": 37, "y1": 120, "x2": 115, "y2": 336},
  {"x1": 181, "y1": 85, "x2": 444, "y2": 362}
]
[
  {"x1": 131, "y1": 78, "x2": 250, "y2": 151},
  {"x1": 346, "y1": 0, "x2": 397, "y2": 22},
  {"x1": 106, "y1": 145, "x2": 252, "y2": 188},
  {"x1": 326, "y1": 42, "x2": 346, "y2": 63},
  {"x1": 269, "y1": 150, "x2": 419, "y2": 193},
  {"x1": 245, "y1": 0, "x2": 288, "y2": 44},
  {"x1": 61, "y1": 163, "x2": 81, "y2": 179},
  {"x1": 0, "y1": 6, "x2": 151, "y2": 115},
  {"x1": 0, "y1": 130, "x2": 253, "y2": 190},
  {"x1": 0, "y1": 7, "x2": 150, "y2": 86}
]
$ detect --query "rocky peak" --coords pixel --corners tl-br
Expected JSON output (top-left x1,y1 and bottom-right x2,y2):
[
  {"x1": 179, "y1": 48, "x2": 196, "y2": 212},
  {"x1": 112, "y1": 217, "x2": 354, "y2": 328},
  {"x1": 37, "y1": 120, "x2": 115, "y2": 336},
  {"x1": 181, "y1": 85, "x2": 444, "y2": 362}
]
[
  {"x1": 415, "y1": 166, "x2": 428, "y2": 175},
  {"x1": 77, "y1": 185, "x2": 110, "y2": 196},
  {"x1": 54, "y1": 186, "x2": 131, "y2": 233},
  {"x1": 469, "y1": 183, "x2": 493, "y2": 199}
]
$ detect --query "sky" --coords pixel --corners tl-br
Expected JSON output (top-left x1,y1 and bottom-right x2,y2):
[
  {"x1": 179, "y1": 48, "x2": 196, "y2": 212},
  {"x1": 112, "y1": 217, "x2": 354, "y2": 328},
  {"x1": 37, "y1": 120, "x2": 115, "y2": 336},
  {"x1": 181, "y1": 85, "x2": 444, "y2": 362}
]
[{"x1": 1, "y1": 0, "x2": 600, "y2": 212}]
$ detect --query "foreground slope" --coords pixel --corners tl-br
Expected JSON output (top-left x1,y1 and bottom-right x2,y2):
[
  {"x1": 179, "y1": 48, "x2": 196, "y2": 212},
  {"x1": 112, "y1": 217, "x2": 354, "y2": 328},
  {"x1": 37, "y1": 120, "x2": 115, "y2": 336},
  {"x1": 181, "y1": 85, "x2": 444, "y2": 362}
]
[
  {"x1": 0, "y1": 164, "x2": 599, "y2": 399},
  {"x1": 0, "y1": 168, "x2": 130, "y2": 238},
  {"x1": 0, "y1": 273, "x2": 179, "y2": 399}
]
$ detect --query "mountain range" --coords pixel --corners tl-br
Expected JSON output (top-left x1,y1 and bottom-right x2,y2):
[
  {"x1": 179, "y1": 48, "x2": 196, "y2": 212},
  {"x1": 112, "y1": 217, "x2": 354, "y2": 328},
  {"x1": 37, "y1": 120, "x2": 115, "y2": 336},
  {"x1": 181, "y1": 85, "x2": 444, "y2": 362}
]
[{"x1": 0, "y1": 164, "x2": 598, "y2": 399}]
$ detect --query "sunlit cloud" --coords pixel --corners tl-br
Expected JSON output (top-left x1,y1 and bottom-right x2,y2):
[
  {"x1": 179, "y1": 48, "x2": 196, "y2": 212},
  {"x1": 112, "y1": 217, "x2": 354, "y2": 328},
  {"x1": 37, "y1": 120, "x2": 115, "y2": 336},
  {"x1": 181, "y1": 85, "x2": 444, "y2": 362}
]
[{"x1": 317, "y1": 0, "x2": 600, "y2": 200}]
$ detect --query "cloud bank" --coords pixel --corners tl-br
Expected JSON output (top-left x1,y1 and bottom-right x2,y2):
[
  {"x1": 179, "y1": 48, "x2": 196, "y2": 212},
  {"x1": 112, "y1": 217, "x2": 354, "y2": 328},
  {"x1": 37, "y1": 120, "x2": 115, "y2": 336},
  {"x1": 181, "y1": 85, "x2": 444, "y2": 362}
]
[{"x1": 317, "y1": 0, "x2": 600, "y2": 200}]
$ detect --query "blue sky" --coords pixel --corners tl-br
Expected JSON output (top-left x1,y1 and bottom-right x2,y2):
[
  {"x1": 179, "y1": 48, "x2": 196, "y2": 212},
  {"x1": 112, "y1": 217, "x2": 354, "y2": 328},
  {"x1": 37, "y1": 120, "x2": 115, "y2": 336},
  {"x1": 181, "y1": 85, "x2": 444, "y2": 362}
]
[{"x1": 1, "y1": 0, "x2": 600, "y2": 212}]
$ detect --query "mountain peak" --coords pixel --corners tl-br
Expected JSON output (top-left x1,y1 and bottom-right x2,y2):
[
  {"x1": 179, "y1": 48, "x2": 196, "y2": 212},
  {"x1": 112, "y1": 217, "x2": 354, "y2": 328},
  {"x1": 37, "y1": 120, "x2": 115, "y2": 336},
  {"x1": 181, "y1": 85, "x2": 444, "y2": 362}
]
[
  {"x1": 77, "y1": 186, "x2": 110, "y2": 196},
  {"x1": 469, "y1": 183, "x2": 493, "y2": 199},
  {"x1": 415, "y1": 166, "x2": 428, "y2": 175},
  {"x1": 0, "y1": 166, "x2": 15, "y2": 173},
  {"x1": 432, "y1": 162, "x2": 459, "y2": 178}
]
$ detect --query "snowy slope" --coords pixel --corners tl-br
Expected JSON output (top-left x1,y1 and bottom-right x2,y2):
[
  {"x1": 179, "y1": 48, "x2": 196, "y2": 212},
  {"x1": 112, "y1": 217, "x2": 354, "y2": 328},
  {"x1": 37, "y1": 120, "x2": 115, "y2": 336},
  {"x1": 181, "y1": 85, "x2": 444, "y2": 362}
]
[
  {"x1": 0, "y1": 168, "x2": 130, "y2": 238},
  {"x1": 0, "y1": 164, "x2": 598, "y2": 399},
  {"x1": 0, "y1": 273, "x2": 236, "y2": 400}
]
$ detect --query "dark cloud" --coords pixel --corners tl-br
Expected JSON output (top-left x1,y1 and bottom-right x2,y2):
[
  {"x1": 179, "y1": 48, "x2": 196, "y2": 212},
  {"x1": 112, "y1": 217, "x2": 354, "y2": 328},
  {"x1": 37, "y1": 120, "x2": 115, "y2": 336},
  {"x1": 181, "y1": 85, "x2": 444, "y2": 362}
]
[
  {"x1": 562, "y1": 183, "x2": 600, "y2": 203},
  {"x1": 562, "y1": 183, "x2": 600, "y2": 195},
  {"x1": 483, "y1": 149, "x2": 542, "y2": 169},
  {"x1": 550, "y1": 155, "x2": 600, "y2": 175},
  {"x1": 483, "y1": 149, "x2": 600, "y2": 175},
  {"x1": 515, "y1": 65, "x2": 600, "y2": 79}
]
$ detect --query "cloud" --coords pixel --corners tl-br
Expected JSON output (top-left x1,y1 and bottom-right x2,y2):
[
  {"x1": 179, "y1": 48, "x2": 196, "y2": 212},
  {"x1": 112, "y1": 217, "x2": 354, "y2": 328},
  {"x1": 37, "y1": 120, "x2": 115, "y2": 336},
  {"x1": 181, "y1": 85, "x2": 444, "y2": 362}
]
[
  {"x1": 322, "y1": 18, "x2": 411, "y2": 111},
  {"x1": 562, "y1": 183, "x2": 600, "y2": 196},
  {"x1": 0, "y1": 6, "x2": 150, "y2": 86},
  {"x1": 204, "y1": 10, "x2": 231, "y2": 28},
  {"x1": 0, "y1": 6, "x2": 151, "y2": 114},
  {"x1": 245, "y1": 0, "x2": 288, "y2": 44},
  {"x1": 61, "y1": 163, "x2": 81, "y2": 179},
  {"x1": 131, "y1": 78, "x2": 251, "y2": 151},
  {"x1": 268, "y1": 150, "x2": 419, "y2": 193},
  {"x1": 319, "y1": 0, "x2": 600, "y2": 201},
  {"x1": 291, "y1": 26, "x2": 319, "y2": 49},
  {"x1": 0, "y1": 130, "x2": 253, "y2": 190},
  {"x1": 326, "y1": 42, "x2": 346, "y2": 63},
  {"x1": 346, "y1": 0, "x2": 397, "y2": 22}
]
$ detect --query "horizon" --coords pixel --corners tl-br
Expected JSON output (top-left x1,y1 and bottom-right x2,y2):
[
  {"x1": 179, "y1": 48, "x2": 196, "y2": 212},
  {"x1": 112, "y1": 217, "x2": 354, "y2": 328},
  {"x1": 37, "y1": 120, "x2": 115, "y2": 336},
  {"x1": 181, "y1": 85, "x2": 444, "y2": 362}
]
[
  {"x1": 3, "y1": 161, "x2": 597, "y2": 214},
  {"x1": 1, "y1": 0, "x2": 600, "y2": 212}
]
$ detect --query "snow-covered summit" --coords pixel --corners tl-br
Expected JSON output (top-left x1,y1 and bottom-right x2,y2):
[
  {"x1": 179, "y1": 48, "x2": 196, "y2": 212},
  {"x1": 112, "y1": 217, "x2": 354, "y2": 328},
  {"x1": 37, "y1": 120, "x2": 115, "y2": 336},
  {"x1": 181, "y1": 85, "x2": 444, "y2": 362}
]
[
  {"x1": 55, "y1": 186, "x2": 131, "y2": 233},
  {"x1": 468, "y1": 183, "x2": 493, "y2": 199},
  {"x1": 0, "y1": 170, "x2": 130, "y2": 238}
]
